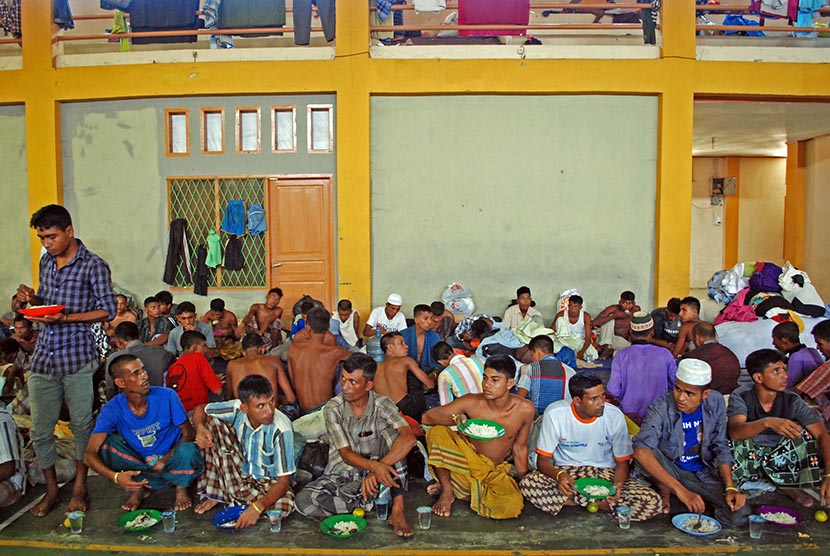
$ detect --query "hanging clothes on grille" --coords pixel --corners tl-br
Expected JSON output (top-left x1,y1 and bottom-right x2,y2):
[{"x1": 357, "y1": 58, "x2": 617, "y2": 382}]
[
  {"x1": 223, "y1": 236, "x2": 244, "y2": 271},
  {"x1": 128, "y1": 0, "x2": 201, "y2": 44},
  {"x1": 206, "y1": 229, "x2": 223, "y2": 268},
  {"x1": 54, "y1": 0, "x2": 75, "y2": 31},
  {"x1": 217, "y1": 0, "x2": 286, "y2": 37},
  {"x1": 247, "y1": 203, "x2": 267, "y2": 236},
  {"x1": 220, "y1": 200, "x2": 247, "y2": 236},
  {"x1": 0, "y1": 0, "x2": 22, "y2": 38},
  {"x1": 293, "y1": 0, "x2": 335, "y2": 45},
  {"x1": 193, "y1": 244, "x2": 210, "y2": 296},
  {"x1": 640, "y1": 0, "x2": 659, "y2": 45},
  {"x1": 100, "y1": 0, "x2": 133, "y2": 10},
  {"x1": 163, "y1": 218, "x2": 193, "y2": 285}
]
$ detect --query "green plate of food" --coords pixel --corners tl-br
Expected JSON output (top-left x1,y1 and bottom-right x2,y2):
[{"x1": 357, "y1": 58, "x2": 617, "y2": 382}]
[
  {"x1": 458, "y1": 418, "x2": 505, "y2": 441},
  {"x1": 320, "y1": 514, "x2": 367, "y2": 538},
  {"x1": 118, "y1": 509, "x2": 163, "y2": 532},
  {"x1": 573, "y1": 477, "x2": 617, "y2": 499}
]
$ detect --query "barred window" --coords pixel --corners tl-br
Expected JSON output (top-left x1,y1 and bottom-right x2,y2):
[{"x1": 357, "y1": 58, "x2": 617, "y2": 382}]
[{"x1": 167, "y1": 176, "x2": 267, "y2": 289}]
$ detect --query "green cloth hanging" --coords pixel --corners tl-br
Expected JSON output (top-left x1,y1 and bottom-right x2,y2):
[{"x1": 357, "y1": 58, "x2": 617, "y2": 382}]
[{"x1": 206, "y1": 229, "x2": 223, "y2": 268}]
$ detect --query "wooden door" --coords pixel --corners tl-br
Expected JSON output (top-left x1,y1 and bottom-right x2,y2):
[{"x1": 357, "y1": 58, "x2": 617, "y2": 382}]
[{"x1": 267, "y1": 177, "x2": 334, "y2": 325}]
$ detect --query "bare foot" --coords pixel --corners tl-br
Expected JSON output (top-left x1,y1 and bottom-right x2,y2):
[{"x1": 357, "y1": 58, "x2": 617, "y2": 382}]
[
  {"x1": 432, "y1": 490, "x2": 455, "y2": 517},
  {"x1": 389, "y1": 498, "x2": 413, "y2": 538},
  {"x1": 657, "y1": 485, "x2": 671, "y2": 514},
  {"x1": 194, "y1": 498, "x2": 219, "y2": 514},
  {"x1": 67, "y1": 490, "x2": 89, "y2": 513},
  {"x1": 426, "y1": 482, "x2": 441, "y2": 496},
  {"x1": 782, "y1": 488, "x2": 815, "y2": 508},
  {"x1": 122, "y1": 487, "x2": 149, "y2": 511},
  {"x1": 31, "y1": 492, "x2": 60, "y2": 517},
  {"x1": 173, "y1": 487, "x2": 192, "y2": 511}
]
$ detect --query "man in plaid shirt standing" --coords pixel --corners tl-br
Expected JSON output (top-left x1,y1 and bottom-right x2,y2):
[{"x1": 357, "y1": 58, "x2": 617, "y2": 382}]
[{"x1": 17, "y1": 204, "x2": 117, "y2": 517}]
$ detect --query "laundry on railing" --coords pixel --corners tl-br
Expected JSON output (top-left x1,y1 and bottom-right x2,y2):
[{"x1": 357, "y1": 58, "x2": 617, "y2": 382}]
[
  {"x1": 458, "y1": 0, "x2": 530, "y2": 37},
  {"x1": 127, "y1": 0, "x2": 201, "y2": 44}
]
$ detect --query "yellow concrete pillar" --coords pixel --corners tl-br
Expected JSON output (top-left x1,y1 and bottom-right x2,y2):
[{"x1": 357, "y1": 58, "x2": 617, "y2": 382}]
[
  {"x1": 660, "y1": 0, "x2": 696, "y2": 61},
  {"x1": 783, "y1": 141, "x2": 806, "y2": 267}
]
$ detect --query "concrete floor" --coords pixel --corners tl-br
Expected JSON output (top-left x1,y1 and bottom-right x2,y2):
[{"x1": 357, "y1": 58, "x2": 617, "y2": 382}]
[{"x1": 0, "y1": 475, "x2": 828, "y2": 556}]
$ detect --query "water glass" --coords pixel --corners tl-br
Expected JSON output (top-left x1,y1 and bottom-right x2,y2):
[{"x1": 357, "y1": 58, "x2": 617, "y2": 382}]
[
  {"x1": 161, "y1": 510, "x2": 176, "y2": 533},
  {"x1": 417, "y1": 506, "x2": 432, "y2": 530},
  {"x1": 68, "y1": 511, "x2": 84, "y2": 534},
  {"x1": 267, "y1": 509, "x2": 283, "y2": 533},
  {"x1": 749, "y1": 515, "x2": 764, "y2": 539},
  {"x1": 375, "y1": 498, "x2": 389, "y2": 520},
  {"x1": 616, "y1": 506, "x2": 632, "y2": 530}
]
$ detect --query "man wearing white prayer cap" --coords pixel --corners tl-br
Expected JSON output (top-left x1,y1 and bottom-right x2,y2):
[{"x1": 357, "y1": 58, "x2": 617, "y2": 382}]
[{"x1": 631, "y1": 358, "x2": 750, "y2": 527}]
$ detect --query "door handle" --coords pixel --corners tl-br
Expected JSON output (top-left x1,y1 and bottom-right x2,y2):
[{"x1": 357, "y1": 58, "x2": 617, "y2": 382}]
[{"x1": 271, "y1": 263, "x2": 283, "y2": 268}]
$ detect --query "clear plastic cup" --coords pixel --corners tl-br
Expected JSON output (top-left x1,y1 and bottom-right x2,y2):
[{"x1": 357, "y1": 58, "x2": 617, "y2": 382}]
[
  {"x1": 375, "y1": 498, "x2": 389, "y2": 520},
  {"x1": 417, "y1": 506, "x2": 432, "y2": 530},
  {"x1": 267, "y1": 509, "x2": 283, "y2": 533},
  {"x1": 161, "y1": 510, "x2": 176, "y2": 533},
  {"x1": 749, "y1": 515, "x2": 764, "y2": 539},
  {"x1": 68, "y1": 511, "x2": 84, "y2": 534},
  {"x1": 616, "y1": 506, "x2": 632, "y2": 530}
]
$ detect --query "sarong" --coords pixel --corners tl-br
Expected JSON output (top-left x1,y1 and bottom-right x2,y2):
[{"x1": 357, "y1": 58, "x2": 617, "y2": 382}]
[
  {"x1": 731, "y1": 429, "x2": 823, "y2": 488},
  {"x1": 99, "y1": 434, "x2": 202, "y2": 490},
  {"x1": 196, "y1": 418, "x2": 294, "y2": 514},
  {"x1": 215, "y1": 337, "x2": 243, "y2": 361},
  {"x1": 426, "y1": 425, "x2": 523, "y2": 519},
  {"x1": 520, "y1": 466, "x2": 662, "y2": 521}
]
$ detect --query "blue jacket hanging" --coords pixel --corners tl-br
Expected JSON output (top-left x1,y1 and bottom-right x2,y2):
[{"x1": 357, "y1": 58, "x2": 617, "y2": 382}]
[
  {"x1": 220, "y1": 200, "x2": 246, "y2": 235},
  {"x1": 247, "y1": 203, "x2": 267, "y2": 235}
]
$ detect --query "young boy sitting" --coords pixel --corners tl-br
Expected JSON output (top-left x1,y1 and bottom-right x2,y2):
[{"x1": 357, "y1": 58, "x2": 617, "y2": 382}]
[{"x1": 166, "y1": 331, "x2": 223, "y2": 414}]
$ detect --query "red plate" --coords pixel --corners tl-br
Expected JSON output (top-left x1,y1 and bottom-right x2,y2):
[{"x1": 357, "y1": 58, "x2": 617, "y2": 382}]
[{"x1": 18, "y1": 305, "x2": 66, "y2": 317}]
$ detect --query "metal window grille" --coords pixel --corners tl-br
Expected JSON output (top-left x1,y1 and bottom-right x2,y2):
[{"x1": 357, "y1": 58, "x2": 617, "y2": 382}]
[{"x1": 167, "y1": 176, "x2": 267, "y2": 289}]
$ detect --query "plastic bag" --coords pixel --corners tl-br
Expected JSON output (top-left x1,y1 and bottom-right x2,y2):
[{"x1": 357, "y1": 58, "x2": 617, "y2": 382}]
[
  {"x1": 446, "y1": 297, "x2": 475, "y2": 315},
  {"x1": 442, "y1": 283, "x2": 472, "y2": 301}
]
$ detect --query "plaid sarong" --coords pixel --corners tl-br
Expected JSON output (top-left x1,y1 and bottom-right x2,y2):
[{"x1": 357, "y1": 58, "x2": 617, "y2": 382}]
[
  {"x1": 197, "y1": 418, "x2": 294, "y2": 514},
  {"x1": 796, "y1": 360, "x2": 830, "y2": 426},
  {"x1": 731, "y1": 429, "x2": 823, "y2": 488}
]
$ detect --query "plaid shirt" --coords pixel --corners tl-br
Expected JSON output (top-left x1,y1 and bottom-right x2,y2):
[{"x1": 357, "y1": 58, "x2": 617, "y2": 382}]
[
  {"x1": 0, "y1": 0, "x2": 21, "y2": 39},
  {"x1": 30, "y1": 240, "x2": 117, "y2": 376}
]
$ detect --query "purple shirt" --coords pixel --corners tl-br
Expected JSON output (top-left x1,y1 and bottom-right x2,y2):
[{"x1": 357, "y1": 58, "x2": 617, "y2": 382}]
[
  {"x1": 608, "y1": 342, "x2": 677, "y2": 424},
  {"x1": 786, "y1": 345, "x2": 825, "y2": 389}
]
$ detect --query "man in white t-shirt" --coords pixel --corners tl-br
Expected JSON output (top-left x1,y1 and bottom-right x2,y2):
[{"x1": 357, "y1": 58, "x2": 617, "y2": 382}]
[
  {"x1": 520, "y1": 373, "x2": 661, "y2": 521},
  {"x1": 362, "y1": 293, "x2": 407, "y2": 337}
]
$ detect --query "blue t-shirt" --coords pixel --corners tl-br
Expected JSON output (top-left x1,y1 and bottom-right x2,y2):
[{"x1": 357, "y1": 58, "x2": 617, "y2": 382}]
[
  {"x1": 676, "y1": 404, "x2": 704, "y2": 472},
  {"x1": 92, "y1": 387, "x2": 187, "y2": 460}
]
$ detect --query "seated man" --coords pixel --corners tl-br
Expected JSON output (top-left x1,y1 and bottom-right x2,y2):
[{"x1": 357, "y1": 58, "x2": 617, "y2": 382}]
[
  {"x1": 453, "y1": 314, "x2": 494, "y2": 354},
  {"x1": 84, "y1": 354, "x2": 203, "y2": 511},
  {"x1": 401, "y1": 304, "x2": 441, "y2": 372},
  {"x1": 288, "y1": 307, "x2": 351, "y2": 440},
  {"x1": 201, "y1": 298, "x2": 243, "y2": 361},
  {"x1": 422, "y1": 355, "x2": 535, "y2": 520},
  {"x1": 551, "y1": 295, "x2": 597, "y2": 362},
  {"x1": 104, "y1": 294, "x2": 137, "y2": 337},
  {"x1": 10, "y1": 315, "x2": 38, "y2": 360},
  {"x1": 515, "y1": 335, "x2": 575, "y2": 416},
  {"x1": 136, "y1": 296, "x2": 173, "y2": 347},
  {"x1": 0, "y1": 402, "x2": 26, "y2": 507},
  {"x1": 241, "y1": 288, "x2": 285, "y2": 350},
  {"x1": 521, "y1": 373, "x2": 662, "y2": 520},
  {"x1": 772, "y1": 321, "x2": 824, "y2": 388},
  {"x1": 291, "y1": 301, "x2": 314, "y2": 340},
  {"x1": 649, "y1": 297, "x2": 682, "y2": 351},
  {"x1": 295, "y1": 353, "x2": 416, "y2": 538},
  {"x1": 680, "y1": 322, "x2": 740, "y2": 396},
  {"x1": 105, "y1": 321, "x2": 175, "y2": 398},
  {"x1": 633, "y1": 359, "x2": 749, "y2": 527},
  {"x1": 155, "y1": 290, "x2": 179, "y2": 329},
  {"x1": 166, "y1": 331, "x2": 223, "y2": 414},
  {"x1": 374, "y1": 332, "x2": 435, "y2": 421},
  {"x1": 795, "y1": 320, "x2": 830, "y2": 427},
  {"x1": 728, "y1": 348, "x2": 830, "y2": 507},
  {"x1": 671, "y1": 296, "x2": 702, "y2": 359},
  {"x1": 362, "y1": 293, "x2": 407, "y2": 338},
  {"x1": 330, "y1": 299, "x2": 361, "y2": 350},
  {"x1": 226, "y1": 334, "x2": 297, "y2": 417},
  {"x1": 430, "y1": 301, "x2": 456, "y2": 341},
  {"x1": 592, "y1": 291, "x2": 639, "y2": 359},
  {"x1": 0, "y1": 338, "x2": 24, "y2": 407},
  {"x1": 193, "y1": 375, "x2": 296, "y2": 528},
  {"x1": 607, "y1": 312, "x2": 676, "y2": 425},
  {"x1": 502, "y1": 286, "x2": 543, "y2": 329},
  {"x1": 432, "y1": 341, "x2": 484, "y2": 406},
  {"x1": 165, "y1": 302, "x2": 216, "y2": 357}
]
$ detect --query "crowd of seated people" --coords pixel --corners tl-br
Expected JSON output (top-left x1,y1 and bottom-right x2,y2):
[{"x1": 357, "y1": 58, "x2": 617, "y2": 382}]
[{"x1": 1, "y1": 280, "x2": 829, "y2": 539}]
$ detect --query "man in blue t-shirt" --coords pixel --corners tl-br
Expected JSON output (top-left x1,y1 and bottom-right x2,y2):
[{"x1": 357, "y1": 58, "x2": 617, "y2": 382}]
[{"x1": 84, "y1": 354, "x2": 203, "y2": 511}]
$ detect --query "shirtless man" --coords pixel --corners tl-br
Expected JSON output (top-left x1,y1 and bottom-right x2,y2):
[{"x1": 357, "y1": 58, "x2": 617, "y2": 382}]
[
  {"x1": 226, "y1": 334, "x2": 297, "y2": 417},
  {"x1": 288, "y1": 307, "x2": 351, "y2": 440},
  {"x1": 374, "y1": 332, "x2": 435, "y2": 421},
  {"x1": 241, "y1": 288, "x2": 284, "y2": 349},
  {"x1": 104, "y1": 294, "x2": 137, "y2": 337},
  {"x1": 671, "y1": 296, "x2": 702, "y2": 359},
  {"x1": 422, "y1": 354, "x2": 535, "y2": 519},
  {"x1": 201, "y1": 298, "x2": 243, "y2": 361},
  {"x1": 592, "y1": 291, "x2": 640, "y2": 359}
]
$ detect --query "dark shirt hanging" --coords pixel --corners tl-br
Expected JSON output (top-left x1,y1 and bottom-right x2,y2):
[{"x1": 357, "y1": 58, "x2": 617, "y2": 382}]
[
  {"x1": 193, "y1": 244, "x2": 209, "y2": 296},
  {"x1": 223, "y1": 236, "x2": 244, "y2": 271},
  {"x1": 163, "y1": 218, "x2": 193, "y2": 285}
]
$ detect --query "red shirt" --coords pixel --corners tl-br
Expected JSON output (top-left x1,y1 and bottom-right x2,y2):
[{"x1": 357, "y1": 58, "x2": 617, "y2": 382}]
[{"x1": 166, "y1": 352, "x2": 222, "y2": 412}]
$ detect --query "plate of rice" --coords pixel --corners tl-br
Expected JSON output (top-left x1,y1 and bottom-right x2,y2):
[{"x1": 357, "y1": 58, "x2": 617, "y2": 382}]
[
  {"x1": 672, "y1": 513, "x2": 722, "y2": 536},
  {"x1": 118, "y1": 509, "x2": 163, "y2": 532},
  {"x1": 458, "y1": 418, "x2": 505, "y2": 441},
  {"x1": 18, "y1": 305, "x2": 65, "y2": 317},
  {"x1": 573, "y1": 477, "x2": 617, "y2": 499},
  {"x1": 320, "y1": 514, "x2": 366, "y2": 538},
  {"x1": 212, "y1": 505, "x2": 248, "y2": 530},
  {"x1": 756, "y1": 505, "x2": 803, "y2": 527}
]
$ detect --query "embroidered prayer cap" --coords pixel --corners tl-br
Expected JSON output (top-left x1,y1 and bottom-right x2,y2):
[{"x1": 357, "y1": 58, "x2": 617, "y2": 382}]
[
  {"x1": 629, "y1": 311, "x2": 653, "y2": 332},
  {"x1": 676, "y1": 358, "x2": 712, "y2": 386},
  {"x1": 387, "y1": 293, "x2": 403, "y2": 306}
]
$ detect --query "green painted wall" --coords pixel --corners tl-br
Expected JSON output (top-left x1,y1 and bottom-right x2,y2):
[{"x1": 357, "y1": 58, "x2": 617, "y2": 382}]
[
  {"x1": 0, "y1": 105, "x2": 31, "y2": 295},
  {"x1": 60, "y1": 95, "x2": 335, "y2": 317},
  {"x1": 370, "y1": 95, "x2": 657, "y2": 321}
]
